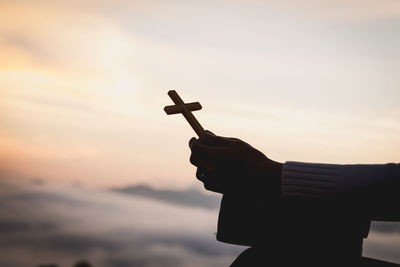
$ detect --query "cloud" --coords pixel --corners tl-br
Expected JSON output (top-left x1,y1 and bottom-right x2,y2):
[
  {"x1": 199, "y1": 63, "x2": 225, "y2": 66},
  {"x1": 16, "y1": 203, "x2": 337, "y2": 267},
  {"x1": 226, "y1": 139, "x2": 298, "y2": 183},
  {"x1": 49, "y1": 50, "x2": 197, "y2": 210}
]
[
  {"x1": 0, "y1": 181, "x2": 241, "y2": 266},
  {"x1": 0, "y1": 180, "x2": 399, "y2": 266},
  {"x1": 5, "y1": 93, "x2": 95, "y2": 113},
  {"x1": 364, "y1": 231, "x2": 400, "y2": 264},
  {"x1": 113, "y1": 184, "x2": 221, "y2": 209},
  {"x1": 371, "y1": 222, "x2": 400, "y2": 234}
]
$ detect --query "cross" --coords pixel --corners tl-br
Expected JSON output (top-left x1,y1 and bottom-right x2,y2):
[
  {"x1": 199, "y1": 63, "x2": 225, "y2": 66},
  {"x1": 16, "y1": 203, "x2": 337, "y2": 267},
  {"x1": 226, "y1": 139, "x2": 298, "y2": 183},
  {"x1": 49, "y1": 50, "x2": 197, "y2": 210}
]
[{"x1": 164, "y1": 90, "x2": 205, "y2": 138}]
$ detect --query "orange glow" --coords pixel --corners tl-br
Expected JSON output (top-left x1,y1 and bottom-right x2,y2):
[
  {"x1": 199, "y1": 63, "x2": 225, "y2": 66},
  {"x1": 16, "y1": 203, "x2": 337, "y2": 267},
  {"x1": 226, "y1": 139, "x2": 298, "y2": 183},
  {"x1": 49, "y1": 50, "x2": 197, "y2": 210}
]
[{"x1": 1, "y1": 0, "x2": 399, "y2": 188}]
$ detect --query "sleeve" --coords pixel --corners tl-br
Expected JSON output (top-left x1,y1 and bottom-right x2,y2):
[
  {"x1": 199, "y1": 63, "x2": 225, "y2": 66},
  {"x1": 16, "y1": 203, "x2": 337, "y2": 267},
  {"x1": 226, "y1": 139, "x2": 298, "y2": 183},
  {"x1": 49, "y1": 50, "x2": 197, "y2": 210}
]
[{"x1": 281, "y1": 161, "x2": 400, "y2": 221}]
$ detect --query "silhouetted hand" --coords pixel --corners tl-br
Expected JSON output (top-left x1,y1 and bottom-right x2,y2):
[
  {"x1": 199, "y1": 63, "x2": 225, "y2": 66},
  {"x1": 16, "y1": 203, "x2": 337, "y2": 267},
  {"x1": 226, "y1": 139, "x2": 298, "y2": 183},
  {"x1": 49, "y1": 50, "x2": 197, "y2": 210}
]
[{"x1": 189, "y1": 131, "x2": 282, "y2": 198}]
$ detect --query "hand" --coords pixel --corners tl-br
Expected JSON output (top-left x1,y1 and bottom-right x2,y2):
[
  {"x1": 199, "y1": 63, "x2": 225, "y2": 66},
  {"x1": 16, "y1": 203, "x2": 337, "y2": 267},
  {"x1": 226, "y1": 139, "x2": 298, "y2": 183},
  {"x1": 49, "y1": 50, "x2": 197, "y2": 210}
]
[{"x1": 189, "y1": 131, "x2": 282, "y2": 198}]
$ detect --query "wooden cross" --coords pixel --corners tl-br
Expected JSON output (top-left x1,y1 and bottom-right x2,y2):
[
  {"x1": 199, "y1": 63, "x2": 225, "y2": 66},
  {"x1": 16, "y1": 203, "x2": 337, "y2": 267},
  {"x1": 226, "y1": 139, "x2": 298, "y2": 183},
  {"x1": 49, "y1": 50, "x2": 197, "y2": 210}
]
[{"x1": 164, "y1": 90, "x2": 205, "y2": 137}]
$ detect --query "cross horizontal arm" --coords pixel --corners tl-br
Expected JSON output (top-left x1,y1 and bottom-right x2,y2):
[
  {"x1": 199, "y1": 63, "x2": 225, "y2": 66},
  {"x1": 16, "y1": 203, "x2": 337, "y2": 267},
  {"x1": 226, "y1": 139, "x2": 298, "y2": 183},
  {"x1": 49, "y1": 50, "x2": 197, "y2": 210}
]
[
  {"x1": 164, "y1": 102, "x2": 202, "y2": 115},
  {"x1": 164, "y1": 90, "x2": 205, "y2": 138}
]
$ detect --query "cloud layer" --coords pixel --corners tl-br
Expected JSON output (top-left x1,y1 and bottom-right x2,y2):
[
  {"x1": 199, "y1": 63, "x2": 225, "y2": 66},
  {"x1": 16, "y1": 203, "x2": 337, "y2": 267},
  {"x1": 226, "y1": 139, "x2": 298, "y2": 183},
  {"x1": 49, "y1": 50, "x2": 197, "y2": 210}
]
[
  {"x1": 0, "y1": 180, "x2": 399, "y2": 266},
  {"x1": 0, "y1": 181, "x2": 241, "y2": 267}
]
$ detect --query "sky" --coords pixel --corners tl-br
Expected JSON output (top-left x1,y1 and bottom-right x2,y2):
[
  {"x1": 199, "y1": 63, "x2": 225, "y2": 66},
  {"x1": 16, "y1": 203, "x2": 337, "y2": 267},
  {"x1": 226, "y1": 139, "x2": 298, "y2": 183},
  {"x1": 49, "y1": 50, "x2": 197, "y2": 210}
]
[{"x1": 1, "y1": 0, "x2": 400, "y2": 188}]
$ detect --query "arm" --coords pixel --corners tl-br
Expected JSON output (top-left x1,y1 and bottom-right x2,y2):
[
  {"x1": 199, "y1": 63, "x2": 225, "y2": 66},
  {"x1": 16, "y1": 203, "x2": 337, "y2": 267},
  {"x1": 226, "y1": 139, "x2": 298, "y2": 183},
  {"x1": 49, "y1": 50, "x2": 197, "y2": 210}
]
[{"x1": 282, "y1": 162, "x2": 400, "y2": 221}]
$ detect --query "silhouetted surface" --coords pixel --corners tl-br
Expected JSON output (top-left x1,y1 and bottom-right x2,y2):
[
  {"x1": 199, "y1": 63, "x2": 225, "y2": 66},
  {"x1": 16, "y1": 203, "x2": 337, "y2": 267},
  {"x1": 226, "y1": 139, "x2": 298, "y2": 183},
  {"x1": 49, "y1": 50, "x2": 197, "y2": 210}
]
[
  {"x1": 231, "y1": 248, "x2": 400, "y2": 267},
  {"x1": 37, "y1": 260, "x2": 92, "y2": 267},
  {"x1": 73, "y1": 260, "x2": 92, "y2": 267}
]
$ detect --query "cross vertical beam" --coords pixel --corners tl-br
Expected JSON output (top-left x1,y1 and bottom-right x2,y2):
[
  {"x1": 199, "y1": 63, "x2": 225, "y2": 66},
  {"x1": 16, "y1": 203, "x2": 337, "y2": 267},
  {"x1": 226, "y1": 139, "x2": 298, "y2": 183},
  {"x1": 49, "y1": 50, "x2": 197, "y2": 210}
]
[{"x1": 164, "y1": 90, "x2": 205, "y2": 138}]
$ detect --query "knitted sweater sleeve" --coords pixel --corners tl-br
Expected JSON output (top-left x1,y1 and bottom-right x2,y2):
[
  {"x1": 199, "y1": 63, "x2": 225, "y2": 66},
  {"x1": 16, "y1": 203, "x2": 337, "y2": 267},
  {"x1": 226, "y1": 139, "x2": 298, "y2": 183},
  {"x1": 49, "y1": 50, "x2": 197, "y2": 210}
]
[{"x1": 281, "y1": 161, "x2": 400, "y2": 221}]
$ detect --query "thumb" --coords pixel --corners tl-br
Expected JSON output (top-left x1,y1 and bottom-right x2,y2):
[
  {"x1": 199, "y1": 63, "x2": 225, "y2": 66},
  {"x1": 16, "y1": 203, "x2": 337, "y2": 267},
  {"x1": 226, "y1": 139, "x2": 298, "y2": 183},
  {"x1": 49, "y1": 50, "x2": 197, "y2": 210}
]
[
  {"x1": 205, "y1": 130, "x2": 215, "y2": 135},
  {"x1": 200, "y1": 131, "x2": 232, "y2": 146}
]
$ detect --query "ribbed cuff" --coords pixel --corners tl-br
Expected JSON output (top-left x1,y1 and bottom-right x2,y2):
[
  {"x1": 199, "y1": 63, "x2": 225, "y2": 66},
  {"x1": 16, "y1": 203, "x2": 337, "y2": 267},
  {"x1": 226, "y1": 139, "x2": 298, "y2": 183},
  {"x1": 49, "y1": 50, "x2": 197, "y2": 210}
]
[{"x1": 281, "y1": 161, "x2": 340, "y2": 199}]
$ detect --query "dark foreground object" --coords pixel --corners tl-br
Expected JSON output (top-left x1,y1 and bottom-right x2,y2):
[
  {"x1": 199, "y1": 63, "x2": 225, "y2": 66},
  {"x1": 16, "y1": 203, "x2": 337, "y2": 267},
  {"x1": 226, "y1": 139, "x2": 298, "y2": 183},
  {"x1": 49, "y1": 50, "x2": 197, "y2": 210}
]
[
  {"x1": 231, "y1": 247, "x2": 400, "y2": 267},
  {"x1": 37, "y1": 260, "x2": 92, "y2": 267}
]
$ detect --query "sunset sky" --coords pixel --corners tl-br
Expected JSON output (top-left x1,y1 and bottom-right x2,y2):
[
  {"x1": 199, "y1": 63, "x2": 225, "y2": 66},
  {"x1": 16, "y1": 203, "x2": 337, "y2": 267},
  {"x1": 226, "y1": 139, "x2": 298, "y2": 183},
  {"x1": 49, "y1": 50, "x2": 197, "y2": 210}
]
[{"x1": 1, "y1": 0, "x2": 399, "y2": 189}]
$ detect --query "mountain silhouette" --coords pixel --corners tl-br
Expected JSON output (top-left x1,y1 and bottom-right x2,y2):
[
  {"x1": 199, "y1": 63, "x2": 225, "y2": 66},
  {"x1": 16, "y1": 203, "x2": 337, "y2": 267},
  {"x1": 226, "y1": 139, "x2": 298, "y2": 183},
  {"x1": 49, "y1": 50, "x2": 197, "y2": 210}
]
[{"x1": 112, "y1": 184, "x2": 221, "y2": 210}]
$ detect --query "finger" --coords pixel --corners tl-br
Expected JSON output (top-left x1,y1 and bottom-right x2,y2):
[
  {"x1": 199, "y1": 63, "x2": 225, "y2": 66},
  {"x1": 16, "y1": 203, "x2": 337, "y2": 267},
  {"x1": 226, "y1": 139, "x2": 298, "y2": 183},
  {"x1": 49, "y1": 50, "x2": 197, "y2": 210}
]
[
  {"x1": 189, "y1": 137, "x2": 197, "y2": 149},
  {"x1": 190, "y1": 154, "x2": 216, "y2": 172},
  {"x1": 196, "y1": 168, "x2": 219, "y2": 192},
  {"x1": 196, "y1": 168, "x2": 206, "y2": 182},
  {"x1": 190, "y1": 138, "x2": 232, "y2": 159},
  {"x1": 201, "y1": 172, "x2": 225, "y2": 194},
  {"x1": 205, "y1": 130, "x2": 241, "y2": 143},
  {"x1": 200, "y1": 131, "x2": 237, "y2": 147}
]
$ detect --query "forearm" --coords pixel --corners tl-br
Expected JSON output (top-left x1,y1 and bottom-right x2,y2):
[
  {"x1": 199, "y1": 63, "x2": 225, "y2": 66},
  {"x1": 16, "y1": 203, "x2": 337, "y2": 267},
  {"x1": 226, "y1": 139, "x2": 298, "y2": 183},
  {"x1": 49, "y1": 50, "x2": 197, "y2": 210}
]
[{"x1": 281, "y1": 162, "x2": 400, "y2": 221}]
